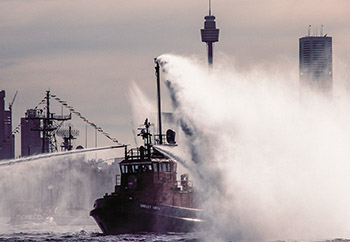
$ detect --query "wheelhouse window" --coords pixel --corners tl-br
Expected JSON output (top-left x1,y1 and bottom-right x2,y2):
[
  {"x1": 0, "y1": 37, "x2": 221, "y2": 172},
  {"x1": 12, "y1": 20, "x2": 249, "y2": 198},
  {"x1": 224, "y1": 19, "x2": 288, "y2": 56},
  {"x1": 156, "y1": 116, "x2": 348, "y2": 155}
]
[
  {"x1": 134, "y1": 164, "x2": 139, "y2": 173},
  {"x1": 143, "y1": 164, "x2": 153, "y2": 172},
  {"x1": 159, "y1": 162, "x2": 172, "y2": 172},
  {"x1": 153, "y1": 163, "x2": 158, "y2": 172},
  {"x1": 167, "y1": 163, "x2": 171, "y2": 172},
  {"x1": 121, "y1": 165, "x2": 126, "y2": 174},
  {"x1": 120, "y1": 164, "x2": 153, "y2": 174},
  {"x1": 162, "y1": 163, "x2": 167, "y2": 172}
]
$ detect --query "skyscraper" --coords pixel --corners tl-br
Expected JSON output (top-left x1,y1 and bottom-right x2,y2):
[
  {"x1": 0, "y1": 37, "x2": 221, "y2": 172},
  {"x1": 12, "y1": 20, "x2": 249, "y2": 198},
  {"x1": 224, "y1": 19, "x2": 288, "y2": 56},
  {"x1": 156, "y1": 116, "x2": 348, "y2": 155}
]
[
  {"x1": 0, "y1": 90, "x2": 14, "y2": 160},
  {"x1": 299, "y1": 31, "x2": 333, "y2": 95}
]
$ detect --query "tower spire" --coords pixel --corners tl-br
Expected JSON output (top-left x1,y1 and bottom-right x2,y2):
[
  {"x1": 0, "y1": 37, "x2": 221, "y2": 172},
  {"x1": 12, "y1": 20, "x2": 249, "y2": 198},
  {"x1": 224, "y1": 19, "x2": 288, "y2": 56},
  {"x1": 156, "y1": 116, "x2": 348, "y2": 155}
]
[
  {"x1": 201, "y1": 1, "x2": 219, "y2": 66},
  {"x1": 209, "y1": 0, "x2": 211, "y2": 16}
]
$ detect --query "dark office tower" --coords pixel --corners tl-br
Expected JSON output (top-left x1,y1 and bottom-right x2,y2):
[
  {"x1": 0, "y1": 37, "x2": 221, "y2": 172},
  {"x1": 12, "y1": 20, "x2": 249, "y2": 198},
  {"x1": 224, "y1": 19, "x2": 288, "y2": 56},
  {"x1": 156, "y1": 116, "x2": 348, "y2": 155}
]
[
  {"x1": 0, "y1": 91, "x2": 5, "y2": 159},
  {"x1": 21, "y1": 109, "x2": 42, "y2": 157},
  {"x1": 0, "y1": 90, "x2": 14, "y2": 160},
  {"x1": 201, "y1": 0, "x2": 219, "y2": 66},
  {"x1": 4, "y1": 110, "x2": 14, "y2": 158},
  {"x1": 299, "y1": 31, "x2": 333, "y2": 95}
]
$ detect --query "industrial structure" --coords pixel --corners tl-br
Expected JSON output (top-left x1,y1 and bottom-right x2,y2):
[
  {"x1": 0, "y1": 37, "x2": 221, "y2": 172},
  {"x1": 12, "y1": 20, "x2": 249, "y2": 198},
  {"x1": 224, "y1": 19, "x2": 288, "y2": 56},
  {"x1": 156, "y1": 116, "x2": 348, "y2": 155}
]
[
  {"x1": 299, "y1": 26, "x2": 333, "y2": 95},
  {"x1": 57, "y1": 124, "x2": 79, "y2": 151},
  {"x1": 0, "y1": 90, "x2": 15, "y2": 160},
  {"x1": 19, "y1": 90, "x2": 118, "y2": 158},
  {"x1": 21, "y1": 91, "x2": 71, "y2": 155},
  {"x1": 201, "y1": 0, "x2": 220, "y2": 66},
  {"x1": 21, "y1": 109, "x2": 43, "y2": 157}
]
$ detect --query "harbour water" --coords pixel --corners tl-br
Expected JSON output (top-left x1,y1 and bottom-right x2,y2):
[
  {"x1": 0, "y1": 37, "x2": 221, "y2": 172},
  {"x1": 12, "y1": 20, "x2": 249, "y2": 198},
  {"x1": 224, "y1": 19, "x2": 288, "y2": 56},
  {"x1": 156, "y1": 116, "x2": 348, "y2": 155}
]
[
  {"x1": 0, "y1": 221, "x2": 348, "y2": 242},
  {"x1": 0, "y1": 222, "x2": 200, "y2": 241}
]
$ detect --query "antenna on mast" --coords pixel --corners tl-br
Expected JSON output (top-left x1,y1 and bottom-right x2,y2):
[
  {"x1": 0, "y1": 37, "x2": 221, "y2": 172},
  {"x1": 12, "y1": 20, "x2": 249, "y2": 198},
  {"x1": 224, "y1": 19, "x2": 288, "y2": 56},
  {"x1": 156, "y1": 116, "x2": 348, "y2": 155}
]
[{"x1": 209, "y1": 0, "x2": 211, "y2": 16}]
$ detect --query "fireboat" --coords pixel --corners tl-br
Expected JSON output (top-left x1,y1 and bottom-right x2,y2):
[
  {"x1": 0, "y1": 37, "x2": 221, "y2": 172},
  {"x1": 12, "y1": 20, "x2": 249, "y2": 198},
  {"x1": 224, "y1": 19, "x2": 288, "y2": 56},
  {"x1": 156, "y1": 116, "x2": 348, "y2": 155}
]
[{"x1": 89, "y1": 60, "x2": 203, "y2": 234}]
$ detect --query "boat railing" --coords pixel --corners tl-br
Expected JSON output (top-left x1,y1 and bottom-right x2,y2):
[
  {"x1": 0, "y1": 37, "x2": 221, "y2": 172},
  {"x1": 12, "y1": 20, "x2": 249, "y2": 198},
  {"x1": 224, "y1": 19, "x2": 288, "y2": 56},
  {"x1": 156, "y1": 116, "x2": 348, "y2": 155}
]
[
  {"x1": 154, "y1": 134, "x2": 166, "y2": 145},
  {"x1": 25, "y1": 113, "x2": 71, "y2": 120},
  {"x1": 176, "y1": 180, "x2": 193, "y2": 191},
  {"x1": 51, "y1": 113, "x2": 71, "y2": 120},
  {"x1": 125, "y1": 147, "x2": 150, "y2": 160}
]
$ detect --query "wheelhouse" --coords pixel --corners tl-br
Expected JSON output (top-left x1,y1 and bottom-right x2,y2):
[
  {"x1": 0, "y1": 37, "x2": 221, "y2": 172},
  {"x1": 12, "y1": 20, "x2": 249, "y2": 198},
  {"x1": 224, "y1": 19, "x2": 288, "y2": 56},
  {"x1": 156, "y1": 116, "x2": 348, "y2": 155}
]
[{"x1": 110, "y1": 118, "x2": 194, "y2": 208}]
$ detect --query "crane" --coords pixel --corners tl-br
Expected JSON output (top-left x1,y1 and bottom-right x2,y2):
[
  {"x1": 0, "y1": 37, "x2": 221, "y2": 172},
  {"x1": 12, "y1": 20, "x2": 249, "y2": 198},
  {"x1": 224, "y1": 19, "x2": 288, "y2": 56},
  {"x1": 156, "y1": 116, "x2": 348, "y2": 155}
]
[{"x1": 9, "y1": 91, "x2": 18, "y2": 111}]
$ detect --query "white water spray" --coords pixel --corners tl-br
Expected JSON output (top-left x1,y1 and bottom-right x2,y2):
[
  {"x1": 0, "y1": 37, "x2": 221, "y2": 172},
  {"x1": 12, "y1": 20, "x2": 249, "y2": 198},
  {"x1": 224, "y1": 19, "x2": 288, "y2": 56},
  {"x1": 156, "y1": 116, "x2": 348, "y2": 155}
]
[
  {"x1": 0, "y1": 148, "x2": 121, "y2": 229},
  {"x1": 151, "y1": 54, "x2": 350, "y2": 241},
  {"x1": 0, "y1": 145, "x2": 123, "y2": 167}
]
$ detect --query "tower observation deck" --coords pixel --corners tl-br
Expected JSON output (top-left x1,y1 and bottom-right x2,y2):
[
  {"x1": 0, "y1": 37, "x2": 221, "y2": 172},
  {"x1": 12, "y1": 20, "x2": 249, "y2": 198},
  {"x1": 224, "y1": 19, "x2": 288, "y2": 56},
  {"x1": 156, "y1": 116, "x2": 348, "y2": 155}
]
[{"x1": 201, "y1": 0, "x2": 220, "y2": 66}]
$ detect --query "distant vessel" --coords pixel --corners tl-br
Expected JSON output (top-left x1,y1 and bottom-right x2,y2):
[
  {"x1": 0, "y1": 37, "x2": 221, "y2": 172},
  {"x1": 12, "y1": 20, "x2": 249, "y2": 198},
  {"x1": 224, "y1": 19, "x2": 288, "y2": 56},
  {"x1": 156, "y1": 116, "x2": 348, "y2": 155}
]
[{"x1": 89, "y1": 60, "x2": 203, "y2": 234}]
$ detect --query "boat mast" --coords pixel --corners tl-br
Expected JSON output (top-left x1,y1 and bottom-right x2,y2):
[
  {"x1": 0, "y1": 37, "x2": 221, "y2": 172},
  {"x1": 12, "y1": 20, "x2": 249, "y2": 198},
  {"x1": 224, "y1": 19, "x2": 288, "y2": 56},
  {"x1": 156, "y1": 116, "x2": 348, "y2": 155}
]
[
  {"x1": 154, "y1": 58, "x2": 162, "y2": 144},
  {"x1": 43, "y1": 90, "x2": 50, "y2": 153}
]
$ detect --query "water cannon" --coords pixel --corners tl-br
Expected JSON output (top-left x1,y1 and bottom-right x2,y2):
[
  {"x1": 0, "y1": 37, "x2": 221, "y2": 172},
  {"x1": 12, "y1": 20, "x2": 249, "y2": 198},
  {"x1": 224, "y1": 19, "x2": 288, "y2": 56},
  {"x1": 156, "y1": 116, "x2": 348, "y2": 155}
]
[{"x1": 166, "y1": 129, "x2": 176, "y2": 145}]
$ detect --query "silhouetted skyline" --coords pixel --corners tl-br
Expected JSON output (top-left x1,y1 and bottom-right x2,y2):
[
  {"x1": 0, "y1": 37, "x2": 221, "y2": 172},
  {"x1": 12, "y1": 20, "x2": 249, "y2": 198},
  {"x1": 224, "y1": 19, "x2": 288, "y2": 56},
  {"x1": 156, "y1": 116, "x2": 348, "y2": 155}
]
[{"x1": 1, "y1": 0, "x2": 350, "y2": 157}]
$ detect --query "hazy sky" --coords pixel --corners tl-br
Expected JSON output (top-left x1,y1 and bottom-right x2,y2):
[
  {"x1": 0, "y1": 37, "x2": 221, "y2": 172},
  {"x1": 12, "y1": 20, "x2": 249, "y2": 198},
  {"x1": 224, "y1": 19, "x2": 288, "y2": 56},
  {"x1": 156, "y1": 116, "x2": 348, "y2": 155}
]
[{"x1": 1, "y1": 0, "x2": 350, "y2": 156}]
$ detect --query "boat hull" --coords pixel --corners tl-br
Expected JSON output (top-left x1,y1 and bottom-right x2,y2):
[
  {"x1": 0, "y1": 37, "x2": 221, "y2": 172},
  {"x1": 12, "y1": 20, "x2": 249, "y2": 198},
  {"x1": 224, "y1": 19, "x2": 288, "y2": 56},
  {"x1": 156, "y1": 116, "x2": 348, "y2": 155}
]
[{"x1": 90, "y1": 196, "x2": 202, "y2": 234}]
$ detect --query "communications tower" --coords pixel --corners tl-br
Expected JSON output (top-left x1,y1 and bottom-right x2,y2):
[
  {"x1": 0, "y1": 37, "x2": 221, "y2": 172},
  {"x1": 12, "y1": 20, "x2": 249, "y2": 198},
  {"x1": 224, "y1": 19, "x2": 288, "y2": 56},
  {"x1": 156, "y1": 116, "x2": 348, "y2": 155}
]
[{"x1": 201, "y1": 0, "x2": 220, "y2": 66}]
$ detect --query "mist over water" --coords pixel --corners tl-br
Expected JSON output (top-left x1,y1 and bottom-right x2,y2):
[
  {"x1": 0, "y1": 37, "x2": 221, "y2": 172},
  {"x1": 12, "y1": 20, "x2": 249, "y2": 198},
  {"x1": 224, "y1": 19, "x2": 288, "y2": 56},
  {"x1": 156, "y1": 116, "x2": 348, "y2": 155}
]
[
  {"x1": 153, "y1": 54, "x2": 350, "y2": 241},
  {"x1": 0, "y1": 150, "x2": 119, "y2": 230}
]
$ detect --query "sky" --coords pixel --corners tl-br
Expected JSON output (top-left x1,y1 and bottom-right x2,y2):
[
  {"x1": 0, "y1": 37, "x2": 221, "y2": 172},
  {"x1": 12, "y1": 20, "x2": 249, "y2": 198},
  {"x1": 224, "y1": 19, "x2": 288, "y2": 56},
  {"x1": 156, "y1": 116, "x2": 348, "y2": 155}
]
[{"x1": 1, "y1": 0, "x2": 350, "y2": 157}]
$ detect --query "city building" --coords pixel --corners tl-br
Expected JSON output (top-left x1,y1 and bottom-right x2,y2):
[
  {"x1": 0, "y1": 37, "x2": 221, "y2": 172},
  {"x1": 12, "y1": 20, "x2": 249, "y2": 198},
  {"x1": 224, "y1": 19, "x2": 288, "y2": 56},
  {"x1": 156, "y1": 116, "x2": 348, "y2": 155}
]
[
  {"x1": 299, "y1": 30, "x2": 333, "y2": 95},
  {"x1": 0, "y1": 90, "x2": 15, "y2": 160},
  {"x1": 21, "y1": 109, "x2": 42, "y2": 157}
]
